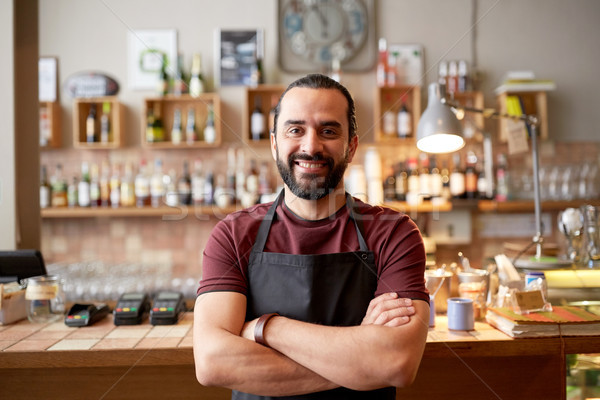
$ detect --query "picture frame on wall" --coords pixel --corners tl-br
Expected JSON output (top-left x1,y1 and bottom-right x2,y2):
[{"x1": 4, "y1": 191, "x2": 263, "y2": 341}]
[
  {"x1": 39, "y1": 56, "x2": 58, "y2": 102},
  {"x1": 127, "y1": 29, "x2": 178, "y2": 90},
  {"x1": 215, "y1": 29, "x2": 263, "y2": 87}
]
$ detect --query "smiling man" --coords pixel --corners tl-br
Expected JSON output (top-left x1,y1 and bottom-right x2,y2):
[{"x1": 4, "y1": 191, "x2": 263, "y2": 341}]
[{"x1": 193, "y1": 74, "x2": 429, "y2": 400}]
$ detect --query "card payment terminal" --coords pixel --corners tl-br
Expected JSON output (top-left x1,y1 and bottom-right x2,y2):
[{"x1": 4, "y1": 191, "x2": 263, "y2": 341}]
[
  {"x1": 113, "y1": 293, "x2": 151, "y2": 325},
  {"x1": 150, "y1": 291, "x2": 186, "y2": 325}
]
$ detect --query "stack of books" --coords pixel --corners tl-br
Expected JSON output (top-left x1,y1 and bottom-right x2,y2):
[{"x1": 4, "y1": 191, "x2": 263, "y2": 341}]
[
  {"x1": 494, "y1": 70, "x2": 556, "y2": 95},
  {"x1": 486, "y1": 306, "x2": 600, "y2": 338}
]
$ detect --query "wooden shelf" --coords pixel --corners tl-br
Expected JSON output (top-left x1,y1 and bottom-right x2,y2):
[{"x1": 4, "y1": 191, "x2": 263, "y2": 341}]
[
  {"x1": 73, "y1": 96, "x2": 122, "y2": 148},
  {"x1": 449, "y1": 91, "x2": 484, "y2": 138},
  {"x1": 496, "y1": 90, "x2": 549, "y2": 142},
  {"x1": 41, "y1": 205, "x2": 239, "y2": 218},
  {"x1": 384, "y1": 200, "x2": 452, "y2": 213},
  {"x1": 142, "y1": 94, "x2": 221, "y2": 148},
  {"x1": 478, "y1": 199, "x2": 600, "y2": 213},
  {"x1": 243, "y1": 85, "x2": 285, "y2": 144},
  {"x1": 373, "y1": 85, "x2": 421, "y2": 144}
]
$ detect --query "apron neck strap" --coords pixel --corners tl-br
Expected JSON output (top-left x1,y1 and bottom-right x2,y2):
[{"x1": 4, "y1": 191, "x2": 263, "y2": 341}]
[{"x1": 251, "y1": 190, "x2": 370, "y2": 253}]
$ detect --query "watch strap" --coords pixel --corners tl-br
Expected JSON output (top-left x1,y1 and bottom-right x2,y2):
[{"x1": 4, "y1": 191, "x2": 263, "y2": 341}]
[{"x1": 254, "y1": 313, "x2": 279, "y2": 347}]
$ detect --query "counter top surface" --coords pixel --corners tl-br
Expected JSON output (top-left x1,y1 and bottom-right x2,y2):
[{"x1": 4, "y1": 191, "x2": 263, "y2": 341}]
[{"x1": 1, "y1": 313, "x2": 599, "y2": 370}]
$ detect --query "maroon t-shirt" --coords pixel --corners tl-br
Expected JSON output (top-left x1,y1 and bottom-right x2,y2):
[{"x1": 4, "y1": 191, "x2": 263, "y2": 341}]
[
  {"x1": 198, "y1": 197, "x2": 429, "y2": 303},
  {"x1": 198, "y1": 199, "x2": 429, "y2": 301}
]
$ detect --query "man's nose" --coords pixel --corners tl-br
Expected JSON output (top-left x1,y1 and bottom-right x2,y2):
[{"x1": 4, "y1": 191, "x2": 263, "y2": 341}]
[{"x1": 300, "y1": 129, "x2": 324, "y2": 155}]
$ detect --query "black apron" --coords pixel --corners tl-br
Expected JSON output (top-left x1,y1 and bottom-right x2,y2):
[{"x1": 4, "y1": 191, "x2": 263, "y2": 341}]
[{"x1": 233, "y1": 191, "x2": 395, "y2": 400}]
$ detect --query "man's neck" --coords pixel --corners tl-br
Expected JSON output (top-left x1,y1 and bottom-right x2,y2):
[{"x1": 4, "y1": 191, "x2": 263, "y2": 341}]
[{"x1": 283, "y1": 187, "x2": 347, "y2": 221}]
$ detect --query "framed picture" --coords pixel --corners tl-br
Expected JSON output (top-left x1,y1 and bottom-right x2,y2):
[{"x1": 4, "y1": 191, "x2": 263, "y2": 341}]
[
  {"x1": 39, "y1": 57, "x2": 58, "y2": 102},
  {"x1": 387, "y1": 43, "x2": 425, "y2": 86},
  {"x1": 215, "y1": 29, "x2": 263, "y2": 87},
  {"x1": 127, "y1": 29, "x2": 178, "y2": 90}
]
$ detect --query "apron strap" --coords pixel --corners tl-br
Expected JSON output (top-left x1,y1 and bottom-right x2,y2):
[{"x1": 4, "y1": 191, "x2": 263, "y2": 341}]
[
  {"x1": 346, "y1": 194, "x2": 370, "y2": 252},
  {"x1": 251, "y1": 189, "x2": 284, "y2": 253},
  {"x1": 251, "y1": 190, "x2": 370, "y2": 253}
]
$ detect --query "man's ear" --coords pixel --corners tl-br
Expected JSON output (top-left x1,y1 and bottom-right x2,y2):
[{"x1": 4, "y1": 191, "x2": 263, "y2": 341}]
[
  {"x1": 346, "y1": 134, "x2": 359, "y2": 163},
  {"x1": 270, "y1": 132, "x2": 277, "y2": 161}
]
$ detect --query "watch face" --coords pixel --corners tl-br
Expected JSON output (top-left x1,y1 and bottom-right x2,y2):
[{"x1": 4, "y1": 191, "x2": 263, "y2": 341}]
[{"x1": 281, "y1": 0, "x2": 369, "y2": 67}]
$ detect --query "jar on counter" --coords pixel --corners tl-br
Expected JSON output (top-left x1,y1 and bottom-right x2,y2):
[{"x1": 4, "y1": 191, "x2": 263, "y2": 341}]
[{"x1": 25, "y1": 275, "x2": 65, "y2": 323}]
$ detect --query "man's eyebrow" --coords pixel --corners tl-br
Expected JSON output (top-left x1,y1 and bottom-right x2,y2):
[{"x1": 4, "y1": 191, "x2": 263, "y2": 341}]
[
  {"x1": 320, "y1": 121, "x2": 342, "y2": 128},
  {"x1": 282, "y1": 119, "x2": 305, "y2": 126}
]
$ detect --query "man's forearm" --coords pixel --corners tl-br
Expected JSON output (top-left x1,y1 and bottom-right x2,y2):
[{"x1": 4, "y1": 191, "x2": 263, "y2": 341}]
[{"x1": 259, "y1": 301, "x2": 429, "y2": 391}]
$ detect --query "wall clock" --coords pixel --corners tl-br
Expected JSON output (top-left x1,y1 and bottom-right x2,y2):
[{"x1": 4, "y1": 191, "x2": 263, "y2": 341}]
[{"x1": 278, "y1": 0, "x2": 376, "y2": 72}]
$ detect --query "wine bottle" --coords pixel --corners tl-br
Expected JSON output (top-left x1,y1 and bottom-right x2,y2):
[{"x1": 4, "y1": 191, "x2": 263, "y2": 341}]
[
  {"x1": 135, "y1": 159, "x2": 151, "y2": 207},
  {"x1": 120, "y1": 162, "x2": 135, "y2": 207},
  {"x1": 186, "y1": 108, "x2": 197, "y2": 144},
  {"x1": 450, "y1": 153, "x2": 466, "y2": 199},
  {"x1": 173, "y1": 53, "x2": 186, "y2": 96},
  {"x1": 157, "y1": 54, "x2": 169, "y2": 96},
  {"x1": 109, "y1": 163, "x2": 121, "y2": 208},
  {"x1": 189, "y1": 53, "x2": 205, "y2": 98},
  {"x1": 150, "y1": 158, "x2": 166, "y2": 208},
  {"x1": 251, "y1": 97, "x2": 265, "y2": 141},
  {"x1": 40, "y1": 165, "x2": 51, "y2": 209},
  {"x1": 397, "y1": 102, "x2": 412, "y2": 138},
  {"x1": 50, "y1": 163, "x2": 68, "y2": 207},
  {"x1": 204, "y1": 105, "x2": 216, "y2": 144},
  {"x1": 178, "y1": 160, "x2": 192, "y2": 206},
  {"x1": 89, "y1": 163, "x2": 101, "y2": 207},
  {"x1": 171, "y1": 107, "x2": 182, "y2": 144},
  {"x1": 78, "y1": 162, "x2": 91, "y2": 208},
  {"x1": 99, "y1": 160, "x2": 111, "y2": 207},
  {"x1": 100, "y1": 102, "x2": 111, "y2": 143},
  {"x1": 191, "y1": 159, "x2": 205, "y2": 205},
  {"x1": 86, "y1": 105, "x2": 97, "y2": 143}
]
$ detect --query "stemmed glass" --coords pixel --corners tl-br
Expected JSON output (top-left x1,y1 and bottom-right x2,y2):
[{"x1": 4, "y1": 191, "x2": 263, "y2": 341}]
[{"x1": 558, "y1": 208, "x2": 583, "y2": 263}]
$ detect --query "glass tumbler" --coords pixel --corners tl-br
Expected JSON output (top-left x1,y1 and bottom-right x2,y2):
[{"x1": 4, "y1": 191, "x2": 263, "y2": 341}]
[{"x1": 25, "y1": 275, "x2": 65, "y2": 323}]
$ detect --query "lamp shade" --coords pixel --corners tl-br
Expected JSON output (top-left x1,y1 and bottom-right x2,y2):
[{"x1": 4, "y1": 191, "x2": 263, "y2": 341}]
[{"x1": 416, "y1": 83, "x2": 465, "y2": 154}]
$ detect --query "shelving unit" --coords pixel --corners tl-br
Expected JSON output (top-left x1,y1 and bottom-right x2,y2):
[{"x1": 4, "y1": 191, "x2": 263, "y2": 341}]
[
  {"x1": 141, "y1": 94, "x2": 221, "y2": 148},
  {"x1": 39, "y1": 100, "x2": 61, "y2": 149},
  {"x1": 41, "y1": 204, "x2": 239, "y2": 218},
  {"x1": 243, "y1": 85, "x2": 285, "y2": 145},
  {"x1": 373, "y1": 85, "x2": 421, "y2": 143},
  {"x1": 73, "y1": 96, "x2": 122, "y2": 149},
  {"x1": 496, "y1": 90, "x2": 549, "y2": 142}
]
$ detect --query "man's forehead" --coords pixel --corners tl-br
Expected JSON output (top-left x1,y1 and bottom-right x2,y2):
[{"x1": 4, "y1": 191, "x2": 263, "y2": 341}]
[{"x1": 280, "y1": 87, "x2": 348, "y2": 114}]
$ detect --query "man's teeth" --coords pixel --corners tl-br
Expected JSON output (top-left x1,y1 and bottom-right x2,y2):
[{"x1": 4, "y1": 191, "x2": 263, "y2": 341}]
[{"x1": 298, "y1": 162, "x2": 321, "y2": 169}]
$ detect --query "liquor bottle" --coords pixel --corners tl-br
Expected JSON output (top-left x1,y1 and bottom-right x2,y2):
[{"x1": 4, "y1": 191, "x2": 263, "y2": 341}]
[
  {"x1": 495, "y1": 153, "x2": 509, "y2": 202},
  {"x1": 450, "y1": 153, "x2": 466, "y2": 199},
  {"x1": 120, "y1": 162, "x2": 135, "y2": 207},
  {"x1": 171, "y1": 108, "x2": 183, "y2": 144},
  {"x1": 191, "y1": 159, "x2": 205, "y2": 205},
  {"x1": 173, "y1": 53, "x2": 186, "y2": 96},
  {"x1": 157, "y1": 54, "x2": 169, "y2": 96},
  {"x1": 458, "y1": 60, "x2": 469, "y2": 93},
  {"x1": 178, "y1": 160, "x2": 192, "y2": 206},
  {"x1": 78, "y1": 162, "x2": 91, "y2": 208},
  {"x1": 394, "y1": 161, "x2": 408, "y2": 202},
  {"x1": 186, "y1": 108, "x2": 197, "y2": 144},
  {"x1": 406, "y1": 157, "x2": 420, "y2": 203},
  {"x1": 40, "y1": 165, "x2": 51, "y2": 209},
  {"x1": 245, "y1": 160, "x2": 259, "y2": 205},
  {"x1": 447, "y1": 60, "x2": 458, "y2": 94},
  {"x1": 464, "y1": 151, "x2": 479, "y2": 199},
  {"x1": 165, "y1": 169, "x2": 178, "y2": 207},
  {"x1": 258, "y1": 161, "x2": 273, "y2": 200},
  {"x1": 429, "y1": 156, "x2": 443, "y2": 200},
  {"x1": 438, "y1": 61, "x2": 448, "y2": 87},
  {"x1": 226, "y1": 148, "x2": 237, "y2": 201},
  {"x1": 109, "y1": 163, "x2": 121, "y2": 208},
  {"x1": 67, "y1": 176, "x2": 78, "y2": 208},
  {"x1": 135, "y1": 159, "x2": 151, "y2": 207},
  {"x1": 383, "y1": 165, "x2": 397, "y2": 202},
  {"x1": 397, "y1": 102, "x2": 412, "y2": 138},
  {"x1": 418, "y1": 153, "x2": 431, "y2": 201},
  {"x1": 146, "y1": 103, "x2": 164, "y2": 143},
  {"x1": 204, "y1": 168, "x2": 214, "y2": 205},
  {"x1": 100, "y1": 102, "x2": 111, "y2": 143},
  {"x1": 235, "y1": 149, "x2": 246, "y2": 203},
  {"x1": 99, "y1": 160, "x2": 111, "y2": 207},
  {"x1": 382, "y1": 95, "x2": 396, "y2": 138},
  {"x1": 204, "y1": 105, "x2": 216, "y2": 144},
  {"x1": 376, "y1": 38, "x2": 388, "y2": 87},
  {"x1": 189, "y1": 53, "x2": 205, "y2": 98},
  {"x1": 214, "y1": 174, "x2": 233, "y2": 208},
  {"x1": 251, "y1": 97, "x2": 266, "y2": 141},
  {"x1": 477, "y1": 157, "x2": 491, "y2": 200},
  {"x1": 86, "y1": 105, "x2": 97, "y2": 143},
  {"x1": 50, "y1": 163, "x2": 68, "y2": 208},
  {"x1": 440, "y1": 159, "x2": 451, "y2": 202},
  {"x1": 150, "y1": 158, "x2": 166, "y2": 208},
  {"x1": 89, "y1": 163, "x2": 101, "y2": 207}
]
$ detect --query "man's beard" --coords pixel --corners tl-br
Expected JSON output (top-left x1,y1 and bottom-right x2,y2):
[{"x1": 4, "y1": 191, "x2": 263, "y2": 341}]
[{"x1": 276, "y1": 149, "x2": 349, "y2": 200}]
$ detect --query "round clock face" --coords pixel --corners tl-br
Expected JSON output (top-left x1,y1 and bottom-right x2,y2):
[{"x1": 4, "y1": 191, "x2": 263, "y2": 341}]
[{"x1": 281, "y1": 0, "x2": 369, "y2": 67}]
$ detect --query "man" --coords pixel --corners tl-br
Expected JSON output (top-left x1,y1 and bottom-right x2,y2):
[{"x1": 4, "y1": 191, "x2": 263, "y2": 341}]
[{"x1": 194, "y1": 74, "x2": 429, "y2": 399}]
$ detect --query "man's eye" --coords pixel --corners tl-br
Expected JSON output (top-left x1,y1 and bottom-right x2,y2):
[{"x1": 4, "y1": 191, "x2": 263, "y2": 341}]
[{"x1": 321, "y1": 129, "x2": 337, "y2": 136}]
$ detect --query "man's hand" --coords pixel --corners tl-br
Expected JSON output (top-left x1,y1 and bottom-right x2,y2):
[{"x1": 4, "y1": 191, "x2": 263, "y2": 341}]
[{"x1": 361, "y1": 292, "x2": 416, "y2": 327}]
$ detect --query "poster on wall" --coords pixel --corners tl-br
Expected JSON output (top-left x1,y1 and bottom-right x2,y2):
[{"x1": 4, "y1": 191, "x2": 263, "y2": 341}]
[
  {"x1": 215, "y1": 29, "x2": 263, "y2": 87},
  {"x1": 127, "y1": 29, "x2": 178, "y2": 90}
]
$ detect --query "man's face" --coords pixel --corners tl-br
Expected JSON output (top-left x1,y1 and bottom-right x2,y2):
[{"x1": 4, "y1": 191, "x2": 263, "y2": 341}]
[{"x1": 271, "y1": 87, "x2": 358, "y2": 200}]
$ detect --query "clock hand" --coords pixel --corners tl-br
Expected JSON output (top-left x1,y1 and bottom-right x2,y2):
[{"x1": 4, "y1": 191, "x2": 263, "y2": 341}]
[{"x1": 312, "y1": 4, "x2": 329, "y2": 39}]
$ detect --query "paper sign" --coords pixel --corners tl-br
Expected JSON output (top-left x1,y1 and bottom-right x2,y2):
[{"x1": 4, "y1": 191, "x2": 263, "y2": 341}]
[
  {"x1": 506, "y1": 119, "x2": 530, "y2": 155},
  {"x1": 515, "y1": 290, "x2": 546, "y2": 312}
]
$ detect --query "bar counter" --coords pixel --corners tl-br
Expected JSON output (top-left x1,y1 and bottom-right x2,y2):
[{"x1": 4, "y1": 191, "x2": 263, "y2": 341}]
[{"x1": 1, "y1": 313, "x2": 599, "y2": 400}]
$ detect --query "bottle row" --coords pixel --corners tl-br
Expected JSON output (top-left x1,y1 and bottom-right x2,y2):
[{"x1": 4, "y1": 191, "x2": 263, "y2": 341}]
[{"x1": 40, "y1": 149, "x2": 278, "y2": 211}]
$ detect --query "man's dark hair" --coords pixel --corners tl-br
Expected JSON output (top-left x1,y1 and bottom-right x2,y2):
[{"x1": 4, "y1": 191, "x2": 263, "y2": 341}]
[{"x1": 272, "y1": 74, "x2": 357, "y2": 142}]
